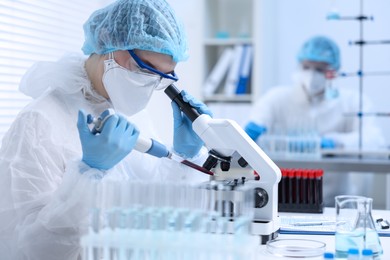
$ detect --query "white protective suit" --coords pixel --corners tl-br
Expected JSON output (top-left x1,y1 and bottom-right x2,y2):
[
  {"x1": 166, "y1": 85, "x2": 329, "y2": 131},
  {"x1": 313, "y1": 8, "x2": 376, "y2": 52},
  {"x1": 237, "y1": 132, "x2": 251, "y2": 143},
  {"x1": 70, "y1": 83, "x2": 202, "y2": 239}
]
[
  {"x1": 0, "y1": 54, "x2": 209, "y2": 260},
  {"x1": 248, "y1": 84, "x2": 385, "y2": 206}
]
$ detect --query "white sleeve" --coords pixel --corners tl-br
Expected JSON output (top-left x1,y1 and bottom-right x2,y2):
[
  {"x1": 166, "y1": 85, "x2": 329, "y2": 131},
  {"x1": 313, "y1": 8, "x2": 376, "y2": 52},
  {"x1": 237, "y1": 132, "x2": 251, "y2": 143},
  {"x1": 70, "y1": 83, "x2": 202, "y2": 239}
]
[
  {"x1": 324, "y1": 120, "x2": 385, "y2": 149},
  {"x1": 0, "y1": 111, "x2": 108, "y2": 260},
  {"x1": 247, "y1": 89, "x2": 281, "y2": 127},
  {"x1": 323, "y1": 93, "x2": 386, "y2": 149}
]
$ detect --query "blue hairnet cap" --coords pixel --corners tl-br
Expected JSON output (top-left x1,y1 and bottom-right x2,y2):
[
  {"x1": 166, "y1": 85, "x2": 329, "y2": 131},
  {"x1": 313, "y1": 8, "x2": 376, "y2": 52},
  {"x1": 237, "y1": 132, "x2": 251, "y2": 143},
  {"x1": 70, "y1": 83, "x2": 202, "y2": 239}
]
[
  {"x1": 82, "y1": 0, "x2": 188, "y2": 62},
  {"x1": 297, "y1": 36, "x2": 340, "y2": 71}
]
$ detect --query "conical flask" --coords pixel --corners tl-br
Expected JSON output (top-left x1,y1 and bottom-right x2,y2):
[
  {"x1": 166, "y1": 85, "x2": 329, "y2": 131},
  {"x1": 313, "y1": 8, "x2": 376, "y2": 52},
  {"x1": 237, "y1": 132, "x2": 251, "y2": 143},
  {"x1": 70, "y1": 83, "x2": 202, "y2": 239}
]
[{"x1": 335, "y1": 195, "x2": 383, "y2": 259}]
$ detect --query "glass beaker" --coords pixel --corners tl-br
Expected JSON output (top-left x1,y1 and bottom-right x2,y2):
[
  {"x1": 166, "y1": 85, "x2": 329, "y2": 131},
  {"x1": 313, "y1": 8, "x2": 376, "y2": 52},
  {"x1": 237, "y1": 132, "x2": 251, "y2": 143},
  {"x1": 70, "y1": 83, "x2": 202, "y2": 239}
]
[{"x1": 335, "y1": 195, "x2": 383, "y2": 259}]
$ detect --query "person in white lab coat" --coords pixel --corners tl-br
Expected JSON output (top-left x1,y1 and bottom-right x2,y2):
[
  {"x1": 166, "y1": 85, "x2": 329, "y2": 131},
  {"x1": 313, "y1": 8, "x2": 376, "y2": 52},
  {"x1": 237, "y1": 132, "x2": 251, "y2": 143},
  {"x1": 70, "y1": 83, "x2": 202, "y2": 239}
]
[
  {"x1": 244, "y1": 36, "x2": 384, "y2": 206},
  {"x1": 0, "y1": 0, "x2": 211, "y2": 259}
]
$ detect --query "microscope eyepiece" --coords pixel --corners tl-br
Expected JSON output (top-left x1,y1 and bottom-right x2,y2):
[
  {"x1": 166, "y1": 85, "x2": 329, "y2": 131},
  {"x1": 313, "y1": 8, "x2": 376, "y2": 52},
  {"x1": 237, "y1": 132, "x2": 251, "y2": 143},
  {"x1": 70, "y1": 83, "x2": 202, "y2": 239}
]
[{"x1": 164, "y1": 84, "x2": 200, "y2": 122}]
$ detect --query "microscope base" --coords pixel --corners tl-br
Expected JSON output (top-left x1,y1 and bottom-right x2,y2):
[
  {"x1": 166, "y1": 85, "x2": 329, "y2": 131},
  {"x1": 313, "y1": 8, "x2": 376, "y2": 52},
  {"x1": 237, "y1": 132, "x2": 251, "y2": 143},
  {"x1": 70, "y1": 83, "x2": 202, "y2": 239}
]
[
  {"x1": 223, "y1": 217, "x2": 280, "y2": 244},
  {"x1": 259, "y1": 230, "x2": 279, "y2": 244},
  {"x1": 251, "y1": 217, "x2": 280, "y2": 244}
]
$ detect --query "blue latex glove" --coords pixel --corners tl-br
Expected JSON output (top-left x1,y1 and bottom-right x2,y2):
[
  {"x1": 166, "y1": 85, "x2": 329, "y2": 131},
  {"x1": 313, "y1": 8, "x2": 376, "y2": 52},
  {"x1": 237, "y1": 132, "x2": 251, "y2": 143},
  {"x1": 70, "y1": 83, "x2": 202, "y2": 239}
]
[
  {"x1": 77, "y1": 110, "x2": 140, "y2": 170},
  {"x1": 171, "y1": 91, "x2": 213, "y2": 158},
  {"x1": 321, "y1": 137, "x2": 336, "y2": 149},
  {"x1": 244, "y1": 121, "x2": 267, "y2": 141}
]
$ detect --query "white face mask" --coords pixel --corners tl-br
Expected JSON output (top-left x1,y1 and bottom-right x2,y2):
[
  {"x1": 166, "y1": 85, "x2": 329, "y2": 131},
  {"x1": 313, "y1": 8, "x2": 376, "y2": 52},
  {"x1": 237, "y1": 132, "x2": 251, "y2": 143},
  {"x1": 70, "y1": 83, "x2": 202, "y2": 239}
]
[
  {"x1": 296, "y1": 69, "x2": 327, "y2": 103},
  {"x1": 102, "y1": 57, "x2": 159, "y2": 117}
]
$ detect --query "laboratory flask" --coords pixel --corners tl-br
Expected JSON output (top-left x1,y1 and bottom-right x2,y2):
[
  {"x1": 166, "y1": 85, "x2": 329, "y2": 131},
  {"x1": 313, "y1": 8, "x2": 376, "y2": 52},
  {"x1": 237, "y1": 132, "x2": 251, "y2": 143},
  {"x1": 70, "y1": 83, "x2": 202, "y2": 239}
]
[{"x1": 335, "y1": 195, "x2": 383, "y2": 259}]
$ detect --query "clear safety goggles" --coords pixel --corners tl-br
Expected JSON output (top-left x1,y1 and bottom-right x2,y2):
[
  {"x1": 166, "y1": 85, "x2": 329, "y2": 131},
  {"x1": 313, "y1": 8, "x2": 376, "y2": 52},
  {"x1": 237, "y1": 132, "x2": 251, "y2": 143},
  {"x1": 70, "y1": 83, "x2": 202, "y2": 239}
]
[
  {"x1": 301, "y1": 64, "x2": 336, "y2": 79},
  {"x1": 128, "y1": 50, "x2": 178, "y2": 90},
  {"x1": 301, "y1": 64, "x2": 330, "y2": 74}
]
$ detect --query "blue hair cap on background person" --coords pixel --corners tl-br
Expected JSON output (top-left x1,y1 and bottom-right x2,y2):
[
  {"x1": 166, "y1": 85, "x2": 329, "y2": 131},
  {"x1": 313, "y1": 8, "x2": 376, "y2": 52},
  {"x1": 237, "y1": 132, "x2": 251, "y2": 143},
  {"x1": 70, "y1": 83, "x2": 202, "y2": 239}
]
[
  {"x1": 82, "y1": 0, "x2": 189, "y2": 62},
  {"x1": 297, "y1": 36, "x2": 340, "y2": 71}
]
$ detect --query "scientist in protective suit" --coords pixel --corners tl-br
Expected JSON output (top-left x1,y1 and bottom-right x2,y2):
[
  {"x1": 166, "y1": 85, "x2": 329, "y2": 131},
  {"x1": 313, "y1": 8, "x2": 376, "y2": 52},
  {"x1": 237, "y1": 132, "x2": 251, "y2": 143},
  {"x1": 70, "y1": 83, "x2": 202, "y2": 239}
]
[
  {"x1": 0, "y1": 0, "x2": 211, "y2": 259},
  {"x1": 244, "y1": 36, "x2": 384, "y2": 206}
]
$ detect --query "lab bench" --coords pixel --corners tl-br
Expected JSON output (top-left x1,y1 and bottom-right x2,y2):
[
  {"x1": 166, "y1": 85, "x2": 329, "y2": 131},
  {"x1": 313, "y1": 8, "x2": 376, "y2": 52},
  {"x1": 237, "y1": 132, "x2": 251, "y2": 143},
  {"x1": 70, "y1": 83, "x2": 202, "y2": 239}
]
[
  {"x1": 271, "y1": 156, "x2": 390, "y2": 209},
  {"x1": 254, "y1": 207, "x2": 390, "y2": 259},
  {"x1": 224, "y1": 154, "x2": 390, "y2": 209},
  {"x1": 272, "y1": 156, "x2": 390, "y2": 174},
  {"x1": 258, "y1": 233, "x2": 390, "y2": 259}
]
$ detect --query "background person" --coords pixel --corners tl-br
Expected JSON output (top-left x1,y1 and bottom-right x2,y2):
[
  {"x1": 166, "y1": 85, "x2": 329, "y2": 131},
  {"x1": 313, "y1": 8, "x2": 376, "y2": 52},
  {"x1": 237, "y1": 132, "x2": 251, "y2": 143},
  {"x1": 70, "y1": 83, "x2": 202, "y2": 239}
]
[{"x1": 244, "y1": 36, "x2": 385, "y2": 206}]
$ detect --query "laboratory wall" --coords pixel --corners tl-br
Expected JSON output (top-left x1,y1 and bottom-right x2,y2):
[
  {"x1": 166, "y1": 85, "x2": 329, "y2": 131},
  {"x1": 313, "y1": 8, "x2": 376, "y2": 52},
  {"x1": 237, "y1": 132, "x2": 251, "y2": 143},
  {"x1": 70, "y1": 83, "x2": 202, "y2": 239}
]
[
  {"x1": 259, "y1": 0, "x2": 390, "y2": 209},
  {"x1": 258, "y1": 0, "x2": 390, "y2": 146},
  {"x1": 147, "y1": 0, "x2": 204, "y2": 144},
  {"x1": 150, "y1": 0, "x2": 389, "y2": 209},
  {"x1": 151, "y1": 0, "x2": 390, "y2": 146},
  {"x1": 254, "y1": 0, "x2": 390, "y2": 209}
]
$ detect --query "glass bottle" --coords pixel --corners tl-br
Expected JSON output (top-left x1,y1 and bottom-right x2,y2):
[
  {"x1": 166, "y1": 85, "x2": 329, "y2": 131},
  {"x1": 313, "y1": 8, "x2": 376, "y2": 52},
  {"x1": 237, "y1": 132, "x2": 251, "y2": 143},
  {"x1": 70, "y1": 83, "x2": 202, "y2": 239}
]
[{"x1": 335, "y1": 196, "x2": 383, "y2": 259}]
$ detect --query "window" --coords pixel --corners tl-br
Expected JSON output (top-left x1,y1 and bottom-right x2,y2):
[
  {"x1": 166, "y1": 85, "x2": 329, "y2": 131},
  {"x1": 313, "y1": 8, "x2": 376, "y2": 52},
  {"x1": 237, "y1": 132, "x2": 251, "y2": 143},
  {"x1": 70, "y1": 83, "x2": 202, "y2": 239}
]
[{"x1": 0, "y1": 0, "x2": 111, "y2": 140}]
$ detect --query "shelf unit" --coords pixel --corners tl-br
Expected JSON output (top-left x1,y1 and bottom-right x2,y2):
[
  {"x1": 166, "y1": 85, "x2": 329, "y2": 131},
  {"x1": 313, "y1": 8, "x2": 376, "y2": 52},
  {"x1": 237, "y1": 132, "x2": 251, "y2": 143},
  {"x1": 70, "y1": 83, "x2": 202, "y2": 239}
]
[{"x1": 200, "y1": 0, "x2": 261, "y2": 106}]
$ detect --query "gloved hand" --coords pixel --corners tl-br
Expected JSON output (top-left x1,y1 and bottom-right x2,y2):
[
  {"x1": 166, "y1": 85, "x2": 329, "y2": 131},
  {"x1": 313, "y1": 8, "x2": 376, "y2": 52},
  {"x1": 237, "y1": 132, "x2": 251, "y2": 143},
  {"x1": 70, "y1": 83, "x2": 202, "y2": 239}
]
[
  {"x1": 244, "y1": 121, "x2": 267, "y2": 141},
  {"x1": 321, "y1": 137, "x2": 336, "y2": 149},
  {"x1": 77, "y1": 110, "x2": 140, "y2": 170},
  {"x1": 171, "y1": 90, "x2": 213, "y2": 158}
]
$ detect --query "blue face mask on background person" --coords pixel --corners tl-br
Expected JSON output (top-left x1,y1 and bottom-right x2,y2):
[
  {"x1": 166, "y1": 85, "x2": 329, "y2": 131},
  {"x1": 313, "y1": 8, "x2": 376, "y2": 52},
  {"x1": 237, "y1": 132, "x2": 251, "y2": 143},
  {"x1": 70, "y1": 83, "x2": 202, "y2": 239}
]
[
  {"x1": 325, "y1": 82, "x2": 339, "y2": 100},
  {"x1": 102, "y1": 57, "x2": 160, "y2": 117}
]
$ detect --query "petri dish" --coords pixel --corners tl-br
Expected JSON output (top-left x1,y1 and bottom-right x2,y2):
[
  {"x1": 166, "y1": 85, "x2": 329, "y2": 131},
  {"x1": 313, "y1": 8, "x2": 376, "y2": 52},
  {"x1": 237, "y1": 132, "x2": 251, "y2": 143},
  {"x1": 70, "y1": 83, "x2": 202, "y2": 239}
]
[{"x1": 266, "y1": 239, "x2": 326, "y2": 258}]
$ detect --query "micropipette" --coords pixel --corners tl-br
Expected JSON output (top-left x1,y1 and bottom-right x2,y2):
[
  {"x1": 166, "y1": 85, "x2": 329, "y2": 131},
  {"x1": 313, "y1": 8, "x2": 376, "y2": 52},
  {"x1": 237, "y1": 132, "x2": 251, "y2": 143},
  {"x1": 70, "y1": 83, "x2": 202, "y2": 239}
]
[{"x1": 87, "y1": 109, "x2": 214, "y2": 175}]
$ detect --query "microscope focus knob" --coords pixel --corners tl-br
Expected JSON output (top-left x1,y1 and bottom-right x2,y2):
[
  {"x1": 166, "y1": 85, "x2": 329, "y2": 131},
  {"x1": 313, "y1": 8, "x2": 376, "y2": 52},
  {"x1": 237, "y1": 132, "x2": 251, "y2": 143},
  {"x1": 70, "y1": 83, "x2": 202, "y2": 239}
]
[
  {"x1": 254, "y1": 187, "x2": 269, "y2": 208},
  {"x1": 238, "y1": 157, "x2": 248, "y2": 168},
  {"x1": 220, "y1": 161, "x2": 231, "y2": 171}
]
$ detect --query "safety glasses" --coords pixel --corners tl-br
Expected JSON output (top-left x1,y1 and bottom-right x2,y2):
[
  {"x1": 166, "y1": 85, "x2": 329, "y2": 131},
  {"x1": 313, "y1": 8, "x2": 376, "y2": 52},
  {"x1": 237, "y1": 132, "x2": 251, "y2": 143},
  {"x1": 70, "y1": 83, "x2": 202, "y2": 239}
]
[
  {"x1": 128, "y1": 50, "x2": 178, "y2": 90},
  {"x1": 301, "y1": 64, "x2": 330, "y2": 74}
]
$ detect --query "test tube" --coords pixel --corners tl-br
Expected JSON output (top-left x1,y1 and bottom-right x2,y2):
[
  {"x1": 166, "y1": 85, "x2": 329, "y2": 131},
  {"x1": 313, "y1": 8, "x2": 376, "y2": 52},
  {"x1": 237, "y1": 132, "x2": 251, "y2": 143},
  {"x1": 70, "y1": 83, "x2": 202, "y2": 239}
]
[
  {"x1": 316, "y1": 169, "x2": 324, "y2": 206},
  {"x1": 290, "y1": 169, "x2": 296, "y2": 204},
  {"x1": 88, "y1": 209, "x2": 101, "y2": 260},
  {"x1": 301, "y1": 170, "x2": 308, "y2": 204},
  {"x1": 215, "y1": 184, "x2": 227, "y2": 234},
  {"x1": 307, "y1": 170, "x2": 315, "y2": 205},
  {"x1": 287, "y1": 169, "x2": 293, "y2": 205},
  {"x1": 295, "y1": 170, "x2": 301, "y2": 205},
  {"x1": 310, "y1": 169, "x2": 319, "y2": 209},
  {"x1": 167, "y1": 211, "x2": 179, "y2": 232},
  {"x1": 281, "y1": 169, "x2": 288, "y2": 205}
]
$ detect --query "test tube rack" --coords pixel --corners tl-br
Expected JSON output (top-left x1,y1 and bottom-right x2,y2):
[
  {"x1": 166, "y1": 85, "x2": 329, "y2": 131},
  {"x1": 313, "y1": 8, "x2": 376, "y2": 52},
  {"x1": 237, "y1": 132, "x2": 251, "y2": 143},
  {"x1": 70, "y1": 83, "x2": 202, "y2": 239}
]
[
  {"x1": 278, "y1": 168, "x2": 324, "y2": 213},
  {"x1": 257, "y1": 133, "x2": 321, "y2": 159},
  {"x1": 80, "y1": 180, "x2": 259, "y2": 260}
]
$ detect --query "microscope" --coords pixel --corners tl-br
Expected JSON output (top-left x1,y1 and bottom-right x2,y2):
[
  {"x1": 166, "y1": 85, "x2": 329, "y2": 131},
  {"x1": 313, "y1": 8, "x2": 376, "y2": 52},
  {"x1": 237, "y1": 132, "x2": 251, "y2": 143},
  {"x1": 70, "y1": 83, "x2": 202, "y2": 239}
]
[
  {"x1": 165, "y1": 85, "x2": 281, "y2": 244},
  {"x1": 87, "y1": 85, "x2": 281, "y2": 243}
]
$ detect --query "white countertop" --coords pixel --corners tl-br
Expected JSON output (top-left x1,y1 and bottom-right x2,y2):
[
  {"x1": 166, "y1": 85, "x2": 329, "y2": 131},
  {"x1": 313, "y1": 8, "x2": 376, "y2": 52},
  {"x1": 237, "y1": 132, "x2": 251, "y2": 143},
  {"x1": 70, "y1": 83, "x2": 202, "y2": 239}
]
[{"x1": 255, "y1": 208, "x2": 390, "y2": 259}]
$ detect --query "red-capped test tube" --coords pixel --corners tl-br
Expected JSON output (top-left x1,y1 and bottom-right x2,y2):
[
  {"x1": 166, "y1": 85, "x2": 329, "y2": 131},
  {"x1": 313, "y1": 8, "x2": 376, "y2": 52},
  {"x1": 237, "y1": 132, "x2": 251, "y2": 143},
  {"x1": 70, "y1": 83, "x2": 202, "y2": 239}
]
[
  {"x1": 287, "y1": 169, "x2": 294, "y2": 204},
  {"x1": 294, "y1": 170, "x2": 302, "y2": 204},
  {"x1": 301, "y1": 170, "x2": 308, "y2": 204},
  {"x1": 315, "y1": 169, "x2": 324, "y2": 206}
]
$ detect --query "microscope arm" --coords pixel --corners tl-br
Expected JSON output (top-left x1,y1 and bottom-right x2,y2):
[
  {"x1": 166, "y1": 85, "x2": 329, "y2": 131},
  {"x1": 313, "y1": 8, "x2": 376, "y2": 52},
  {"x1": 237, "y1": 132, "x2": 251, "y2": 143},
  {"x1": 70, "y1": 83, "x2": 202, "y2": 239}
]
[
  {"x1": 165, "y1": 84, "x2": 281, "y2": 227},
  {"x1": 193, "y1": 114, "x2": 281, "y2": 222},
  {"x1": 192, "y1": 115, "x2": 279, "y2": 183}
]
